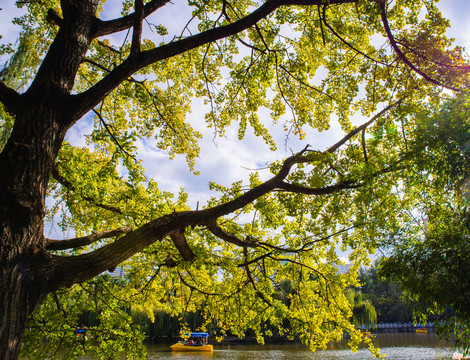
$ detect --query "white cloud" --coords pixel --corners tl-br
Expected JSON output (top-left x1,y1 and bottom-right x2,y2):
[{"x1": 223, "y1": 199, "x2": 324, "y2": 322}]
[
  {"x1": 439, "y1": 0, "x2": 470, "y2": 51},
  {"x1": 0, "y1": 4, "x2": 25, "y2": 65}
]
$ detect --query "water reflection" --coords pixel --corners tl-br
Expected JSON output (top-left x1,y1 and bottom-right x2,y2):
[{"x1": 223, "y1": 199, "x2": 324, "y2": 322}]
[{"x1": 147, "y1": 333, "x2": 455, "y2": 360}]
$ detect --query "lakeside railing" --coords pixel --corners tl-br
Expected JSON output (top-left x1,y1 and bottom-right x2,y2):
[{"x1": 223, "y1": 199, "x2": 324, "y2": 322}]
[{"x1": 374, "y1": 322, "x2": 434, "y2": 331}]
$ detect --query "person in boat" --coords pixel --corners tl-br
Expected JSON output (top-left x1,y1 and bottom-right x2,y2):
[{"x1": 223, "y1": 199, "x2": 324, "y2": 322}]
[
  {"x1": 74, "y1": 325, "x2": 87, "y2": 351},
  {"x1": 74, "y1": 325, "x2": 87, "y2": 339}
]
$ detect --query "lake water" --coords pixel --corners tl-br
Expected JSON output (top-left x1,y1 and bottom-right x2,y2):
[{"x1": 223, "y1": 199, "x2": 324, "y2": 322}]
[{"x1": 146, "y1": 333, "x2": 455, "y2": 359}]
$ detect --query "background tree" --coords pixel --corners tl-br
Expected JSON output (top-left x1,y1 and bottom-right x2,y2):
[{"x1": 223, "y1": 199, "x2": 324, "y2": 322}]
[
  {"x1": 345, "y1": 287, "x2": 377, "y2": 329},
  {"x1": 358, "y1": 267, "x2": 413, "y2": 323},
  {"x1": 0, "y1": 0, "x2": 468, "y2": 359},
  {"x1": 379, "y1": 92, "x2": 470, "y2": 353}
]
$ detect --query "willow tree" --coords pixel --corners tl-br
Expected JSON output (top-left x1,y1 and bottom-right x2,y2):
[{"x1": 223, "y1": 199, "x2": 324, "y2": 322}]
[{"x1": 0, "y1": 0, "x2": 467, "y2": 358}]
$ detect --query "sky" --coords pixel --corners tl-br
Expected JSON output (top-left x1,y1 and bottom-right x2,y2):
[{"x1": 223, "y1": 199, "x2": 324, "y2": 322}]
[{"x1": 0, "y1": 0, "x2": 469, "y2": 240}]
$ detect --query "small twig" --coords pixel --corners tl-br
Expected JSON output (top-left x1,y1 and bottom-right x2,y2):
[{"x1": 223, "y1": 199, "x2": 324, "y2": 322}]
[
  {"x1": 361, "y1": 128, "x2": 368, "y2": 163},
  {"x1": 92, "y1": 108, "x2": 139, "y2": 163},
  {"x1": 243, "y1": 248, "x2": 272, "y2": 306},
  {"x1": 318, "y1": 5, "x2": 326, "y2": 47},
  {"x1": 178, "y1": 270, "x2": 218, "y2": 296},
  {"x1": 130, "y1": 0, "x2": 144, "y2": 58},
  {"x1": 52, "y1": 163, "x2": 124, "y2": 215}
]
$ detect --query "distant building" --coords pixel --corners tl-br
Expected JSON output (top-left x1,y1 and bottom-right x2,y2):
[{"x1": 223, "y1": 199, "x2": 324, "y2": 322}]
[
  {"x1": 337, "y1": 263, "x2": 351, "y2": 274},
  {"x1": 107, "y1": 267, "x2": 124, "y2": 278}
]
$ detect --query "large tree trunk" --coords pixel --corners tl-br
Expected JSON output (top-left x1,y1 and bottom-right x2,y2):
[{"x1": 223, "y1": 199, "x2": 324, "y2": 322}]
[
  {"x1": 0, "y1": 2, "x2": 99, "y2": 357},
  {"x1": 0, "y1": 101, "x2": 68, "y2": 358},
  {"x1": 0, "y1": 241, "x2": 49, "y2": 359}
]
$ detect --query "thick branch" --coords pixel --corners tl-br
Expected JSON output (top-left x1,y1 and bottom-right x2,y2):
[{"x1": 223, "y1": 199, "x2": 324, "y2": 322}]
[
  {"x1": 206, "y1": 221, "x2": 259, "y2": 248},
  {"x1": 46, "y1": 149, "x2": 310, "y2": 289},
  {"x1": 0, "y1": 80, "x2": 21, "y2": 115},
  {"x1": 169, "y1": 229, "x2": 195, "y2": 262},
  {"x1": 48, "y1": 97, "x2": 406, "y2": 289},
  {"x1": 46, "y1": 8, "x2": 62, "y2": 26},
  {"x1": 49, "y1": 93, "x2": 408, "y2": 290},
  {"x1": 130, "y1": 0, "x2": 144, "y2": 59},
  {"x1": 72, "y1": 0, "x2": 357, "y2": 118},
  {"x1": 45, "y1": 226, "x2": 132, "y2": 251},
  {"x1": 94, "y1": 0, "x2": 171, "y2": 37}
]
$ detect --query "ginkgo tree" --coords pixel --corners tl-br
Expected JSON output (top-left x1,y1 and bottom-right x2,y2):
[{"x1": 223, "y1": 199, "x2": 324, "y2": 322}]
[{"x1": 0, "y1": 0, "x2": 468, "y2": 359}]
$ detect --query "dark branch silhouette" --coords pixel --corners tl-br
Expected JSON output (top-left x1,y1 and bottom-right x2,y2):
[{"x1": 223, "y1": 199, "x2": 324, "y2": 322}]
[
  {"x1": 379, "y1": 5, "x2": 460, "y2": 92},
  {"x1": 45, "y1": 226, "x2": 132, "y2": 250}
]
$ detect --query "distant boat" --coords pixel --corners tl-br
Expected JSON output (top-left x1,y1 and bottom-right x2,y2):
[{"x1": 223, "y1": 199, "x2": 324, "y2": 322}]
[
  {"x1": 415, "y1": 327, "x2": 427, "y2": 333},
  {"x1": 171, "y1": 332, "x2": 213, "y2": 352},
  {"x1": 360, "y1": 329, "x2": 371, "y2": 336}
]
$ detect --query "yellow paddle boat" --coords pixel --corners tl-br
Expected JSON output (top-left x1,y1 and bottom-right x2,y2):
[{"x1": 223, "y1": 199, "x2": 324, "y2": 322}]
[
  {"x1": 171, "y1": 332, "x2": 213, "y2": 352},
  {"x1": 415, "y1": 327, "x2": 427, "y2": 333}
]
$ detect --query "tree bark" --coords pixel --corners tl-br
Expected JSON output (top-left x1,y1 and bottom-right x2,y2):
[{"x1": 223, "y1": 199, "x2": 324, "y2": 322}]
[
  {"x1": 0, "y1": 238, "x2": 49, "y2": 359},
  {"x1": 0, "y1": 104, "x2": 70, "y2": 358},
  {"x1": 0, "y1": 1, "x2": 99, "y2": 357}
]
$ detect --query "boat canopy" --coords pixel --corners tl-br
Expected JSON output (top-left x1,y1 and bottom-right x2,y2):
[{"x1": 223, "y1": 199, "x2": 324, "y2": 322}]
[{"x1": 186, "y1": 332, "x2": 209, "y2": 338}]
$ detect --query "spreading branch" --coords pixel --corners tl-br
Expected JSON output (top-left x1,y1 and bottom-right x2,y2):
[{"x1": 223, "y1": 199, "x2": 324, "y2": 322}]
[
  {"x1": 0, "y1": 80, "x2": 21, "y2": 115},
  {"x1": 45, "y1": 226, "x2": 132, "y2": 251},
  {"x1": 278, "y1": 179, "x2": 360, "y2": 195},
  {"x1": 94, "y1": 0, "x2": 171, "y2": 37},
  {"x1": 46, "y1": 8, "x2": 62, "y2": 26},
  {"x1": 47, "y1": 99, "x2": 401, "y2": 290},
  {"x1": 206, "y1": 221, "x2": 259, "y2": 248},
  {"x1": 169, "y1": 229, "x2": 195, "y2": 262},
  {"x1": 130, "y1": 0, "x2": 144, "y2": 59}
]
